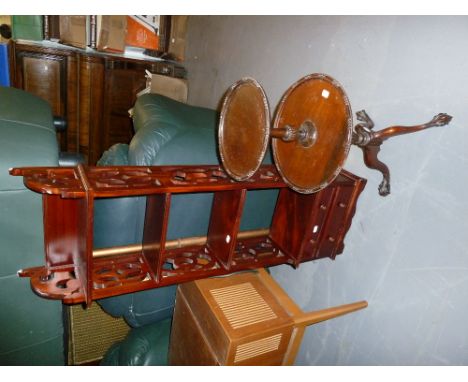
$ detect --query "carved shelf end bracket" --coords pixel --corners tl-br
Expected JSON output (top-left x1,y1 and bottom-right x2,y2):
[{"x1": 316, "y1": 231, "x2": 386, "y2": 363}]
[{"x1": 352, "y1": 110, "x2": 453, "y2": 196}]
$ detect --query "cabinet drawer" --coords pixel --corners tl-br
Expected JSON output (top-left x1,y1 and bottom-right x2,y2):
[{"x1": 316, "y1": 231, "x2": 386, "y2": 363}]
[{"x1": 314, "y1": 185, "x2": 355, "y2": 260}]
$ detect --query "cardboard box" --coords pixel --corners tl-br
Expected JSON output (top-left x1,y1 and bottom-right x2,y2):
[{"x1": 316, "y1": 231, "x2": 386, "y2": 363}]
[
  {"x1": 168, "y1": 16, "x2": 187, "y2": 61},
  {"x1": 12, "y1": 15, "x2": 43, "y2": 41},
  {"x1": 60, "y1": 15, "x2": 87, "y2": 49},
  {"x1": 125, "y1": 15, "x2": 159, "y2": 50},
  {"x1": 96, "y1": 16, "x2": 127, "y2": 53},
  {"x1": 149, "y1": 73, "x2": 188, "y2": 103}
]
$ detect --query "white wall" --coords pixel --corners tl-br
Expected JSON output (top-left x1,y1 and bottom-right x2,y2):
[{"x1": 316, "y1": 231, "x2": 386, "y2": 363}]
[{"x1": 184, "y1": 16, "x2": 468, "y2": 365}]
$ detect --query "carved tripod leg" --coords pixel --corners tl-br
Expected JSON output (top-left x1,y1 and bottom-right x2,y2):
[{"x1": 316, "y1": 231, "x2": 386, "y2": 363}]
[
  {"x1": 353, "y1": 111, "x2": 452, "y2": 196},
  {"x1": 371, "y1": 113, "x2": 453, "y2": 142},
  {"x1": 362, "y1": 144, "x2": 390, "y2": 196}
]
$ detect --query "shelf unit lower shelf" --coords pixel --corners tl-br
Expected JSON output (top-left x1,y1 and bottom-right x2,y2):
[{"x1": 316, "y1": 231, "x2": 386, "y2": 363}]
[{"x1": 21, "y1": 235, "x2": 293, "y2": 304}]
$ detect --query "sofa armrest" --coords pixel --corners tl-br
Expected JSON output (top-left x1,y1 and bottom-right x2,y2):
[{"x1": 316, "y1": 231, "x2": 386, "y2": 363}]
[
  {"x1": 0, "y1": 87, "x2": 63, "y2": 365},
  {"x1": 97, "y1": 143, "x2": 130, "y2": 166},
  {"x1": 100, "y1": 318, "x2": 172, "y2": 366}
]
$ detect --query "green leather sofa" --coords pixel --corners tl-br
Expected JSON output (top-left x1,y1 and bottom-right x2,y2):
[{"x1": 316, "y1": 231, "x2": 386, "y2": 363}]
[
  {"x1": 0, "y1": 88, "x2": 276, "y2": 365},
  {"x1": 96, "y1": 94, "x2": 278, "y2": 365},
  {"x1": 0, "y1": 86, "x2": 64, "y2": 365}
]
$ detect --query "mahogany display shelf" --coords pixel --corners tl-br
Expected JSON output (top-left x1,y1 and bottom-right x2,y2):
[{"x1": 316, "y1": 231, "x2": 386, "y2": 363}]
[{"x1": 10, "y1": 164, "x2": 366, "y2": 306}]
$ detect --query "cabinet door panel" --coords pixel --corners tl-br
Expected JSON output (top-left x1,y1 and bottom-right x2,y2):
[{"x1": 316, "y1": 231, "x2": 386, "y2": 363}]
[
  {"x1": 78, "y1": 55, "x2": 105, "y2": 165},
  {"x1": 22, "y1": 56, "x2": 63, "y2": 115},
  {"x1": 102, "y1": 66, "x2": 147, "y2": 152},
  {"x1": 13, "y1": 46, "x2": 70, "y2": 151},
  {"x1": 65, "y1": 55, "x2": 79, "y2": 153}
]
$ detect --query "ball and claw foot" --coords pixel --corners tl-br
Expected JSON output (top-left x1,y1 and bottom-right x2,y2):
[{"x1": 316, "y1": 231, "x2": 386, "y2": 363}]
[
  {"x1": 378, "y1": 178, "x2": 390, "y2": 197},
  {"x1": 428, "y1": 113, "x2": 452, "y2": 127}
]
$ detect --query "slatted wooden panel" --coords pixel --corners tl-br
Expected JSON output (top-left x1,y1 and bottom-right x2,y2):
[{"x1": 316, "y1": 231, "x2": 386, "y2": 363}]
[
  {"x1": 234, "y1": 333, "x2": 282, "y2": 363},
  {"x1": 210, "y1": 282, "x2": 277, "y2": 329}
]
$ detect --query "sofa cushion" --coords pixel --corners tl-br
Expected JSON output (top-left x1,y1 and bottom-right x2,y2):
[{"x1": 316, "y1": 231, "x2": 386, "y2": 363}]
[
  {"x1": 132, "y1": 93, "x2": 218, "y2": 134},
  {"x1": 0, "y1": 86, "x2": 56, "y2": 132},
  {"x1": 129, "y1": 94, "x2": 218, "y2": 166},
  {"x1": 0, "y1": 275, "x2": 63, "y2": 365},
  {"x1": 98, "y1": 286, "x2": 176, "y2": 328},
  {"x1": 0, "y1": 190, "x2": 45, "y2": 276}
]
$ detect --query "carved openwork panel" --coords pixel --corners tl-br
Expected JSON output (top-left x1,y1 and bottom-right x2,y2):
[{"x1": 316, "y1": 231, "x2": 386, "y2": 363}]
[
  {"x1": 92, "y1": 254, "x2": 151, "y2": 290},
  {"x1": 162, "y1": 246, "x2": 221, "y2": 279},
  {"x1": 231, "y1": 237, "x2": 286, "y2": 268}
]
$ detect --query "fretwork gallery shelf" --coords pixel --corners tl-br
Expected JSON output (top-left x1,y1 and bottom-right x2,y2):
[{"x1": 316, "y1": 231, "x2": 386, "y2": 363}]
[{"x1": 11, "y1": 164, "x2": 366, "y2": 306}]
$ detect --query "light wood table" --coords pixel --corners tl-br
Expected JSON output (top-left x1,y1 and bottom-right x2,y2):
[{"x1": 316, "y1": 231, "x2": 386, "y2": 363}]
[{"x1": 169, "y1": 268, "x2": 367, "y2": 365}]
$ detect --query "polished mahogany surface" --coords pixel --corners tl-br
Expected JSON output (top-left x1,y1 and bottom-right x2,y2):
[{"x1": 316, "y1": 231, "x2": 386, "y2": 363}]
[
  {"x1": 217, "y1": 73, "x2": 452, "y2": 197},
  {"x1": 272, "y1": 74, "x2": 353, "y2": 194},
  {"x1": 11, "y1": 164, "x2": 366, "y2": 306},
  {"x1": 218, "y1": 78, "x2": 270, "y2": 181}
]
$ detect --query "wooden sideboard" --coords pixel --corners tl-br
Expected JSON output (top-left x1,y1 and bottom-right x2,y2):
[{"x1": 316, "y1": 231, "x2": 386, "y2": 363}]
[{"x1": 9, "y1": 40, "x2": 186, "y2": 164}]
